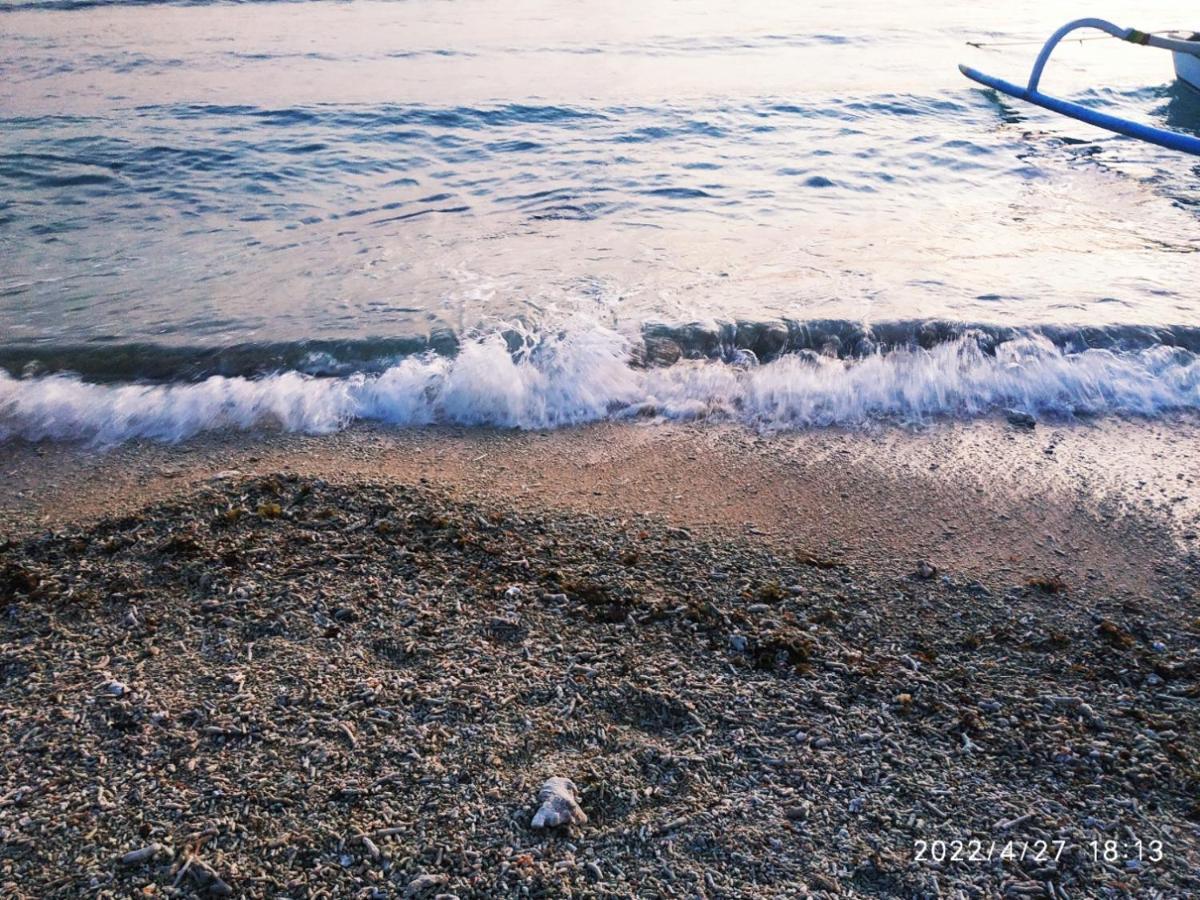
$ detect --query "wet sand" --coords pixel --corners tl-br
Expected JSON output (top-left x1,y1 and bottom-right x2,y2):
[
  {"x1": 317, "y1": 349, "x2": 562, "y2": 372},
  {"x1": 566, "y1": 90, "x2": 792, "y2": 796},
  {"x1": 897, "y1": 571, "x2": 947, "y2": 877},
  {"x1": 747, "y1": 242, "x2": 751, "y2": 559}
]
[{"x1": 3, "y1": 416, "x2": 1199, "y2": 598}]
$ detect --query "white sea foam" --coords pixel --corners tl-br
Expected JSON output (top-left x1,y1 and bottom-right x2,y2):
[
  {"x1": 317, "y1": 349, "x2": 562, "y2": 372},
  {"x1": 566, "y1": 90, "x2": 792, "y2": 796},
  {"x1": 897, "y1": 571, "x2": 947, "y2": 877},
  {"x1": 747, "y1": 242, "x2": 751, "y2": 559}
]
[{"x1": 2, "y1": 328, "x2": 1199, "y2": 444}]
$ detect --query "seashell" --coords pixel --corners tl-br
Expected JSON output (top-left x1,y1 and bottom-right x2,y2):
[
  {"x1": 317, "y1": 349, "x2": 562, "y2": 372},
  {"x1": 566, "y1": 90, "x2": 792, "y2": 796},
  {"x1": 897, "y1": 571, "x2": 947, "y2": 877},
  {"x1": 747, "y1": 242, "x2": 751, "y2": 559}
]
[{"x1": 530, "y1": 776, "x2": 587, "y2": 828}]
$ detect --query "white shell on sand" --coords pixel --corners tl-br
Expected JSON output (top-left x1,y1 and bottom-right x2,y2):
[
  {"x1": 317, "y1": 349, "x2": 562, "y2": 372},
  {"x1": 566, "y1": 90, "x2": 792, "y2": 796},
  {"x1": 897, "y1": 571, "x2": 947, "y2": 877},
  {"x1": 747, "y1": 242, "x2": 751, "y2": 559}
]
[{"x1": 530, "y1": 776, "x2": 587, "y2": 828}]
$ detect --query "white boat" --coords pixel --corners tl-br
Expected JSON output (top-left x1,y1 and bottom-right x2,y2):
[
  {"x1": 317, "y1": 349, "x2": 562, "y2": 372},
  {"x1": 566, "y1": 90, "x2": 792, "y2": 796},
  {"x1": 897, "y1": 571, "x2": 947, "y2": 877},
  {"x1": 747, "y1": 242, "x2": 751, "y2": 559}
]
[
  {"x1": 961, "y1": 19, "x2": 1200, "y2": 156},
  {"x1": 1174, "y1": 33, "x2": 1200, "y2": 92}
]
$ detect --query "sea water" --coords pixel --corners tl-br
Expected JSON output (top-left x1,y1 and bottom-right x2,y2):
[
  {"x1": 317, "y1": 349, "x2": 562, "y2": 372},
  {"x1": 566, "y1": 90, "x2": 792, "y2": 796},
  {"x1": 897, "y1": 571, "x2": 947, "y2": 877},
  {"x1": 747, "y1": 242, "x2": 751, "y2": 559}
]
[{"x1": 2, "y1": 0, "x2": 1199, "y2": 441}]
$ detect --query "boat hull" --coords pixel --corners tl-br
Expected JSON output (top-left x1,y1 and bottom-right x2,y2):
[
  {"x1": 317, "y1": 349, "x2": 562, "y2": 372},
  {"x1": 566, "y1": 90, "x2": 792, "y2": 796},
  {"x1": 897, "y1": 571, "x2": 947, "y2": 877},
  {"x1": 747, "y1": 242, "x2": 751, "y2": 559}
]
[{"x1": 1174, "y1": 44, "x2": 1200, "y2": 92}]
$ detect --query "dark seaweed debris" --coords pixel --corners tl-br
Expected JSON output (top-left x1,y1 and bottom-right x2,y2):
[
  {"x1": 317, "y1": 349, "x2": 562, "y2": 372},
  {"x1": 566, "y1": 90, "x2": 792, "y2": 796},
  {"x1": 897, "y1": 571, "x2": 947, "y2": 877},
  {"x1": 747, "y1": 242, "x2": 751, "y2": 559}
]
[{"x1": 0, "y1": 475, "x2": 1198, "y2": 897}]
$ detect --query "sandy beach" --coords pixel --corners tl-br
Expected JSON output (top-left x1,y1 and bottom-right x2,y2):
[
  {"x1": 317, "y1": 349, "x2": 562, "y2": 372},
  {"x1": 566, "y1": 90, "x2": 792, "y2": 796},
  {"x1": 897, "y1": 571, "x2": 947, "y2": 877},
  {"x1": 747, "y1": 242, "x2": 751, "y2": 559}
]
[
  {"x1": 2, "y1": 419, "x2": 1198, "y2": 897},
  {"x1": 7, "y1": 0, "x2": 1200, "y2": 895}
]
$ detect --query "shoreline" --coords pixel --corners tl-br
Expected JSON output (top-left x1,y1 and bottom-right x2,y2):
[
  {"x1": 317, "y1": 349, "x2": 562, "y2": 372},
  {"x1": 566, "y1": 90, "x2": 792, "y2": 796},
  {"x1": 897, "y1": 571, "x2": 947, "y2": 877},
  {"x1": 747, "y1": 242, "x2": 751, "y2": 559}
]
[{"x1": 3, "y1": 416, "x2": 1199, "y2": 597}]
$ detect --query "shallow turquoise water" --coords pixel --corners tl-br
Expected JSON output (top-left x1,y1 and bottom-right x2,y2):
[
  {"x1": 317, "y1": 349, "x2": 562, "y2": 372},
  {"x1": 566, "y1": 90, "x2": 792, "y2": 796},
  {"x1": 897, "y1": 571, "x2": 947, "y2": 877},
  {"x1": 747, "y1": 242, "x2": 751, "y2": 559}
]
[{"x1": 1, "y1": 0, "x2": 1199, "y2": 438}]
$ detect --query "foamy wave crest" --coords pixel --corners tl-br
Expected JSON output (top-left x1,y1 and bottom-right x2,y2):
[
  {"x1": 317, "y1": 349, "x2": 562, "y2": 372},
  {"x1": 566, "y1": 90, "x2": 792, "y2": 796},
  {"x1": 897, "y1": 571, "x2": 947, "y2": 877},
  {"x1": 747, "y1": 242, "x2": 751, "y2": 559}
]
[{"x1": 2, "y1": 328, "x2": 1199, "y2": 444}]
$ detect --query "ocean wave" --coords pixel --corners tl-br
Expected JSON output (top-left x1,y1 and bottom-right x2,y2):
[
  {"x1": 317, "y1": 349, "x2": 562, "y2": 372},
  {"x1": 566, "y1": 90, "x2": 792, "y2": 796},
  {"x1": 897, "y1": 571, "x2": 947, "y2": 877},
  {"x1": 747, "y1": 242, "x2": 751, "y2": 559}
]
[
  {"x1": 2, "y1": 326, "x2": 1198, "y2": 444},
  {"x1": 6, "y1": 320, "x2": 1200, "y2": 383}
]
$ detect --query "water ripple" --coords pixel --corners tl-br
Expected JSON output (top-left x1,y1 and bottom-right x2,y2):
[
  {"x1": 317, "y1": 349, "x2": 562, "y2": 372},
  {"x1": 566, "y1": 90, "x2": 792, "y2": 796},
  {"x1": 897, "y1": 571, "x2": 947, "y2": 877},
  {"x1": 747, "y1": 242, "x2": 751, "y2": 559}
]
[{"x1": 4, "y1": 0, "x2": 1200, "y2": 378}]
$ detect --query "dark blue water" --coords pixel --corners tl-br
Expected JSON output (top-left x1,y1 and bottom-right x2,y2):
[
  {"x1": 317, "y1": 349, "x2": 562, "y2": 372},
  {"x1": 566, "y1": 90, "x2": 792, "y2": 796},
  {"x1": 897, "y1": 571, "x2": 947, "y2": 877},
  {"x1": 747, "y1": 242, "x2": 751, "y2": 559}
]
[{"x1": 2, "y1": 0, "x2": 1200, "y2": 440}]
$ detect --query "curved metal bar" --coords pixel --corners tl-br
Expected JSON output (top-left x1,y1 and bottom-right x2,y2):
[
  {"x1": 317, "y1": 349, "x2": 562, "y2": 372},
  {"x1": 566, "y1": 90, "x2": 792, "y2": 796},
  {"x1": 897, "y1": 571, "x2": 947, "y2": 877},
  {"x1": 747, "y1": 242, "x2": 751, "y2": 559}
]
[{"x1": 1027, "y1": 18, "x2": 1127, "y2": 91}]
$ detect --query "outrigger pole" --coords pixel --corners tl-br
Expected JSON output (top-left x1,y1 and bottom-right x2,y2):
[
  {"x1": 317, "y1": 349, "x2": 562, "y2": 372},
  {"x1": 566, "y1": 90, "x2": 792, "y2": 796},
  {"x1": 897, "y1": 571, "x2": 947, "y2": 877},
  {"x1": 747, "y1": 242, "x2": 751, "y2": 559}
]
[{"x1": 959, "y1": 18, "x2": 1200, "y2": 157}]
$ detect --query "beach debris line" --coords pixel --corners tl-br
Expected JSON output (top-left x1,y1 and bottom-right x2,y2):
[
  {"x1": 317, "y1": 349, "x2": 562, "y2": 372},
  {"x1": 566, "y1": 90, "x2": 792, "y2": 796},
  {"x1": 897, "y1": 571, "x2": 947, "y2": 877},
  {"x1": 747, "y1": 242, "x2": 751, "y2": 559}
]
[
  {"x1": 530, "y1": 777, "x2": 588, "y2": 829},
  {"x1": 0, "y1": 473, "x2": 1196, "y2": 896}
]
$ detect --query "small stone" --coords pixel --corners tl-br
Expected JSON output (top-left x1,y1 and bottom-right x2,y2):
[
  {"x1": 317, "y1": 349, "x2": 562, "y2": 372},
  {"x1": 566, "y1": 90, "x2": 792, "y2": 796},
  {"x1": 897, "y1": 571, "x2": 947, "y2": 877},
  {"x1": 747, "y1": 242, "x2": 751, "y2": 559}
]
[
  {"x1": 102, "y1": 680, "x2": 128, "y2": 697},
  {"x1": 914, "y1": 561, "x2": 936, "y2": 580},
  {"x1": 187, "y1": 860, "x2": 232, "y2": 896},
  {"x1": 729, "y1": 634, "x2": 748, "y2": 653},
  {"x1": 1006, "y1": 410, "x2": 1037, "y2": 429},
  {"x1": 505, "y1": 585, "x2": 522, "y2": 598},
  {"x1": 530, "y1": 776, "x2": 587, "y2": 828},
  {"x1": 119, "y1": 844, "x2": 165, "y2": 866},
  {"x1": 404, "y1": 873, "x2": 448, "y2": 898}
]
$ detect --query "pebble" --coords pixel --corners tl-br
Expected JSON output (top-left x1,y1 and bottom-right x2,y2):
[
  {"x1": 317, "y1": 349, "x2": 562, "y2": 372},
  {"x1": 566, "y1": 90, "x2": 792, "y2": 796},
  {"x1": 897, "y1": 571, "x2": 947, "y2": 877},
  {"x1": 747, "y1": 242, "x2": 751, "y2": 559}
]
[
  {"x1": 188, "y1": 860, "x2": 232, "y2": 896},
  {"x1": 404, "y1": 873, "x2": 449, "y2": 898},
  {"x1": 118, "y1": 844, "x2": 164, "y2": 866}
]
